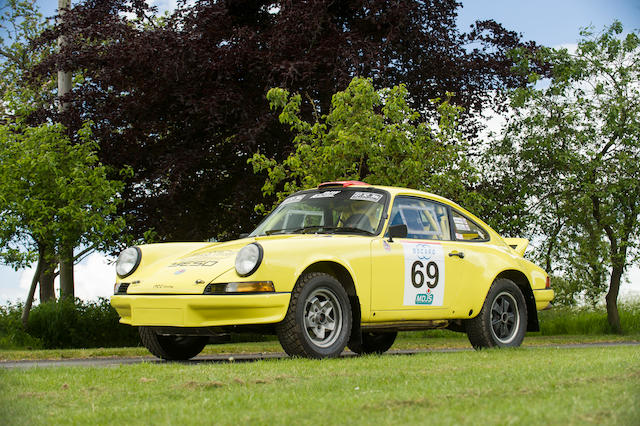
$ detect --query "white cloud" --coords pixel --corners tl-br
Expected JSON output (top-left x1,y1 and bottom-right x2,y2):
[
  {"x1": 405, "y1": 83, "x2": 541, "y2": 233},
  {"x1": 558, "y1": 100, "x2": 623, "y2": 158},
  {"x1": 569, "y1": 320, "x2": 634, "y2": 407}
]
[
  {"x1": 73, "y1": 253, "x2": 116, "y2": 300},
  {"x1": 553, "y1": 43, "x2": 578, "y2": 54}
]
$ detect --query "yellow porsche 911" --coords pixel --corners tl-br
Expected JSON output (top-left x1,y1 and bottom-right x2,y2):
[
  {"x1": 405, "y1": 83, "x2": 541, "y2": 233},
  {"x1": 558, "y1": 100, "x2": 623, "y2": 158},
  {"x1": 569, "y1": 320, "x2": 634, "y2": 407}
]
[{"x1": 111, "y1": 181, "x2": 554, "y2": 360}]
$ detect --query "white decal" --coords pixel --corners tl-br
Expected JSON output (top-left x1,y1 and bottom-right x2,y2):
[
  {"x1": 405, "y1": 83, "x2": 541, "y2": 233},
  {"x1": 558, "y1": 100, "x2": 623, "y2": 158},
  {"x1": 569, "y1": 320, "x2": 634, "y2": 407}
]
[
  {"x1": 281, "y1": 195, "x2": 306, "y2": 205},
  {"x1": 454, "y1": 216, "x2": 471, "y2": 231},
  {"x1": 402, "y1": 242, "x2": 445, "y2": 306},
  {"x1": 310, "y1": 191, "x2": 340, "y2": 199},
  {"x1": 350, "y1": 192, "x2": 383, "y2": 202}
]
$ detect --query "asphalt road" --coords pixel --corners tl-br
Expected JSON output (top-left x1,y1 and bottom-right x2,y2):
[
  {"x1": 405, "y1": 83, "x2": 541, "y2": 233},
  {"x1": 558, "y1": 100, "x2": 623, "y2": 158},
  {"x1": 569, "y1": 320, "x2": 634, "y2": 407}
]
[{"x1": 2, "y1": 341, "x2": 638, "y2": 369}]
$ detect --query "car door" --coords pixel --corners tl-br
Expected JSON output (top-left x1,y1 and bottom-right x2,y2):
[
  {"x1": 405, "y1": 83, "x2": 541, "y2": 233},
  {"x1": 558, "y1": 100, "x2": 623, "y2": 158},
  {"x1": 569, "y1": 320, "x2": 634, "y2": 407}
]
[
  {"x1": 443, "y1": 208, "x2": 494, "y2": 313},
  {"x1": 369, "y1": 195, "x2": 473, "y2": 321}
]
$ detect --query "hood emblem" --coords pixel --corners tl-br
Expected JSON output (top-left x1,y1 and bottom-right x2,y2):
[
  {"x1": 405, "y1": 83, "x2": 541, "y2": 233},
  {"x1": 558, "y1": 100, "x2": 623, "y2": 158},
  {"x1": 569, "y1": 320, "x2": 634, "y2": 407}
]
[{"x1": 174, "y1": 269, "x2": 187, "y2": 275}]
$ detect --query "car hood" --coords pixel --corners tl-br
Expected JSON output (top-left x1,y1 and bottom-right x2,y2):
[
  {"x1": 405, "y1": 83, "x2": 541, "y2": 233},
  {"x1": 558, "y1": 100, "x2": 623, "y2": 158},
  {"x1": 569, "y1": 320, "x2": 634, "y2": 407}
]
[
  {"x1": 125, "y1": 240, "x2": 247, "y2": 294},
  {"x1": 123, "y1": 234, "x2": 368, "y2": 294}
]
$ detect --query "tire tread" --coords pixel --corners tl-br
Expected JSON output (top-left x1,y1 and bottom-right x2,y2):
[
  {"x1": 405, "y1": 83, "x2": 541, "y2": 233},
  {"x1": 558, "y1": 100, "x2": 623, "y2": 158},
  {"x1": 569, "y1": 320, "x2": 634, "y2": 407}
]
[
  {"x1": 276, "y1": 272, "x2": 351, "y2": 358},
  {"x1": 465, "y1": 278, "x2": 527, "y2": 349}
]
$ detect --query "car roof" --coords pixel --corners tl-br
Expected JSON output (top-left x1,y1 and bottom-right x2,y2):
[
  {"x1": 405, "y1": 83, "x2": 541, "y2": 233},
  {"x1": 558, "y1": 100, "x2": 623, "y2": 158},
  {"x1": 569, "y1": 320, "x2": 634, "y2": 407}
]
[
  {"x1": 314, "y1": 181, "x2": 494, "y2": 235},
  {"x1": 316, "y1": 181, "x2": 462, "y2": 211}
]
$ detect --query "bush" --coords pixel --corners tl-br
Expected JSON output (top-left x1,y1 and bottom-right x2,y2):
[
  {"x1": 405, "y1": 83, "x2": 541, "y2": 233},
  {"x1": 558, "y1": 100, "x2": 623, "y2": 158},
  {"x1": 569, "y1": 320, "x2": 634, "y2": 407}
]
[
  {"x1": 536, "y1": 300, "x2": 640, "y2": 335},
  {"x1": 0, "y1": 302, "x2": 42, "y2": 349},
  {"x1": 26, "y1": 298, "x2": 140, "y2": 349}
]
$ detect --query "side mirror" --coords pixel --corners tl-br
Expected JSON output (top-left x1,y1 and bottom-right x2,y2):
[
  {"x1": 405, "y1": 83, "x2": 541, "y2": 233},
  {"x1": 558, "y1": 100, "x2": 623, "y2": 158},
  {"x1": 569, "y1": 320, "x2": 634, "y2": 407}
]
[
  {"x1": 239, "y1": 233, "x2": 250, "y2": 239},
  {"x1": 388, "y1": 224, "x2": 407, "y2": 242}
]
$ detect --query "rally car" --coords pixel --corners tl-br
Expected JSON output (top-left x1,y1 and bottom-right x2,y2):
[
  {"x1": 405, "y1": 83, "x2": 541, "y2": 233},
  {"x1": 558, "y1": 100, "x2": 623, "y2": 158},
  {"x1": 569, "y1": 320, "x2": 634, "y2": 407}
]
[{"x1": 111, "y1": 181, "x2": 554, "y2": 359}]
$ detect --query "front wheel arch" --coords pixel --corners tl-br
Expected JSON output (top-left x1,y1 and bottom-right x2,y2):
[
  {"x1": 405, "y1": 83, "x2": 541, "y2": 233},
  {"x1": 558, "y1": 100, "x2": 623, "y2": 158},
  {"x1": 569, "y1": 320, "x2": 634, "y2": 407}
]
[
  {"x1": 276, "y1": 272, "x2": 353, "y2": 358},
  {"x1": 299, "y1": 261, "x2": 362, "y2": 344}
]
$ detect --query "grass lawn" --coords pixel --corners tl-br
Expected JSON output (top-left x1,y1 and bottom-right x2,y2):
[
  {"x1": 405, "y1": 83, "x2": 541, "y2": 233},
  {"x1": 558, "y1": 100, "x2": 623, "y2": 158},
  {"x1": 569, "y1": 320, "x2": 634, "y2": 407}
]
[
  {"x1": 1, "y1": 345, "x2": 638, "y2": 425},
  {"x1": 1, "y1": 331, "x2": 639, "y2": 361}
]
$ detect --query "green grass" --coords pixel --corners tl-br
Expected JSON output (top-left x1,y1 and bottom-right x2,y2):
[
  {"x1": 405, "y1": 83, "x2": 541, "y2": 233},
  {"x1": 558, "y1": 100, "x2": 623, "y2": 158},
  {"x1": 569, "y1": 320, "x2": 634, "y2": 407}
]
[
  {"x1": 1, "y1": 300, "x2": 638, "y2": 360},
  {"x1": 1, "y1": 345, "x2": 638, "y2": 425},
  {"x1": 1, "y1": 332, "x2": 638, "y2": 361}
]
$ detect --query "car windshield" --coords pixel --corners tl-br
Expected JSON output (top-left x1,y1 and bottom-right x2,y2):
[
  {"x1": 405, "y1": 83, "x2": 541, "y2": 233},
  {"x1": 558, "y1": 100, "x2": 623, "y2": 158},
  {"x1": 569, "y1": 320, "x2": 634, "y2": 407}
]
[{"x1": 250, "y1": 188, "x2": 388, "y2": 237}]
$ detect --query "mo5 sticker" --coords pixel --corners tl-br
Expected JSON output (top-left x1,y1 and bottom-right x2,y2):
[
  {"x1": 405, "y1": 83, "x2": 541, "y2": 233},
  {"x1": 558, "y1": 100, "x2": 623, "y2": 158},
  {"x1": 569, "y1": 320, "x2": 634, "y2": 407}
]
[{"x1": 402, "y1": 242, "x2": 445, "y2": 306}]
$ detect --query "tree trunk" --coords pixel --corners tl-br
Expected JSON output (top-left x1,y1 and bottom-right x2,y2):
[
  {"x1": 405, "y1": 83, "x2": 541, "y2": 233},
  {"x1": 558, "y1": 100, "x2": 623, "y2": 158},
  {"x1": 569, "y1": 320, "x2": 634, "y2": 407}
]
[
  {"x1": 606, "y1": 265, "x2": 623, "y2": 334},
  {"x1": 60, "y1": 244, "x2": 74, "y2": 299},
  {"x1": 38, "y1": 242, "x2": 56, "y2": 301},
  {"x1": 21, "y1": 254, "x2": 44, "y2": 327},
  {"x1": 57, "y1": 0, "x2": 72, "y2": 109},
  {"x1": 39, "y1": 265, "x2": 56, "y2": 302}
]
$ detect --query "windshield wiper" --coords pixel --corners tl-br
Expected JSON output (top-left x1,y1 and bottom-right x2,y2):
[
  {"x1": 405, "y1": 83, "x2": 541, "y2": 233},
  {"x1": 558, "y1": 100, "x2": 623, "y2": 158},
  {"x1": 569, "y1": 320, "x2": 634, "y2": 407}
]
[
  {"x1": 264, "y1": 226, "x2": 324, "y2": 235},
  {"x1": 329, "y1": 226, "x2": 375, "y2": 235},
  {"x1": 263, "y1": 226, "x2": 374, "y2": 236},
  {"x1": 263, "y1": 228, "x2": 290, "y2": 235}
]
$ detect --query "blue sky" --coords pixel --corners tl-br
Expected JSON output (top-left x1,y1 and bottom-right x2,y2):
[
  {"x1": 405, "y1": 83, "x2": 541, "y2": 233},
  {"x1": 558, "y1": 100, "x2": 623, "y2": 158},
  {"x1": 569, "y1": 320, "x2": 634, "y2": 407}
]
[
  {"x1": 457, "y1": 0, "x2": 639, "y2": 47},
  {"x1": 1, "y1": 0, "x2": 639, "y2": 303}
]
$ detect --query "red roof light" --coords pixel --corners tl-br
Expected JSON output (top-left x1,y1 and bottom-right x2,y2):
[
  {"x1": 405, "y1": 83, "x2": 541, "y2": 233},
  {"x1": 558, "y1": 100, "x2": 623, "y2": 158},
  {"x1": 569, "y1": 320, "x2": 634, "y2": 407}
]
[{"x1": 318, "y1": 180, "x2": 370, "y2": 188}]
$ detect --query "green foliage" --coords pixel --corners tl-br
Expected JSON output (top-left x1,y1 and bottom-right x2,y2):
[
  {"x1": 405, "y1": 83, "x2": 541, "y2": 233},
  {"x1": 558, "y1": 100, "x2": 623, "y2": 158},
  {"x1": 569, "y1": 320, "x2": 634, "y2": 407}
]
[
  {"x1": 0, "y1": 301, "x2": 42, "y2": 349},
  {"x1": 536, "y1": 301, "x2": 640, "y2": 335},
  {"x1": 25, "y1": 298, "x2": 140, "y2": 349},
  {"x1": 0, "y1": 297, "x2": 140, "y2": 350},
  {"x1": 492, "y1": 22, "x2": 640, "y2": 318},
  {"x1": 251, "y1": 77, "x2": 481, "y2": 213},
  {"x1": 0, "y1": 122, "x2": 126, "y2": 269},
  {"x1": 0, "y1": 0, "x2": 55, "y2": 119}
]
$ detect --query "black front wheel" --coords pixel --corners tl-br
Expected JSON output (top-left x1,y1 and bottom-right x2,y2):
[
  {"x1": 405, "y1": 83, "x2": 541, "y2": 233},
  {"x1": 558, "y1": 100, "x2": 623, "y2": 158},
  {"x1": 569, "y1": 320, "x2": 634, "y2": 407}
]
[
  {"x1": 465, "y1": 278, "x2": 528, "y2": 349},
  {"x1": 139, "y1": 327, "x2": 208, "y2": 360},
  {"x1": 276, "y1": 272, "x2": 352, "y2": 358}
]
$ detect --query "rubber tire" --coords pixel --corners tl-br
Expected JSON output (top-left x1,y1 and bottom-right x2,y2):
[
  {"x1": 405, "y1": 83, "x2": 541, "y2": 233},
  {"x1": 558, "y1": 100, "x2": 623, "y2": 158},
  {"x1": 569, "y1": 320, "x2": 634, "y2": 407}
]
[
  {"x1": 276, "y1": 272, "x2": 352, "y2": 358},
  {"x1": 465, "y1": 278, "x2": 528, "y2": 349},
  {"x1": 349, "y1": 331, "x2": 397, "y2": 355},
  {"x1": 139, "y1": 327, "x2": 208, "y2": 360}
]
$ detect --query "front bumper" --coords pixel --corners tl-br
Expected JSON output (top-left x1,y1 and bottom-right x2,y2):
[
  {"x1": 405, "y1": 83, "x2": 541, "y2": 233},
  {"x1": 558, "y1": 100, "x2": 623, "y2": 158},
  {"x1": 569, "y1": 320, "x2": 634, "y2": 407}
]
[
  {"x1": 110, "y1": 293, "x2": 290, "y2": 327},
  {"x1": 533, "y1": 289, "x2": 554, "y2": 310}
]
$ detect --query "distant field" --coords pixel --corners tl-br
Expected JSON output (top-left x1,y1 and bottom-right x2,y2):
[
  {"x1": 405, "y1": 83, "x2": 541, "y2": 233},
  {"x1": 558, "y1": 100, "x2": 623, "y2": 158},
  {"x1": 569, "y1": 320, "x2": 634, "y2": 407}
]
[{"x1": 1, "y1": 345, "x2": 638, "y2": 425}]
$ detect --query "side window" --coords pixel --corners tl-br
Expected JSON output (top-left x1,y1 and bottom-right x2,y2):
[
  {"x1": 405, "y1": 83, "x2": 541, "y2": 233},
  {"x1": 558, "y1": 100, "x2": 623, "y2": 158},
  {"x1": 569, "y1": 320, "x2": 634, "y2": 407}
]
[
  {"x1": 451, "y1": 210, "x2": 488, "y2": 241},
  {"x1": 388, "y1": 197, "x2": 451, "y2": 240}
]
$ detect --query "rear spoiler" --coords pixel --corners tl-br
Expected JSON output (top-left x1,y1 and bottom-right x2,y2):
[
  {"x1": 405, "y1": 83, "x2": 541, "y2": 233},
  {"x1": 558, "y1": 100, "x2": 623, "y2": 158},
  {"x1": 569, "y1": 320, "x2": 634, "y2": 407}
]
[{"x1": 503, "y1": 238, "x2": 529, "y2": 257}]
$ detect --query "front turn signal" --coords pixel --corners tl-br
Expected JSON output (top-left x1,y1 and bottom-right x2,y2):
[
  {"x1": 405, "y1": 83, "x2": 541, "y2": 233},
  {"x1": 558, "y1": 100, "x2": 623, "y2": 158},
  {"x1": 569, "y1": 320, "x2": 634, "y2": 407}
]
[{"x1": 204, "y1": 281, "x2": 275, "y2": 294}]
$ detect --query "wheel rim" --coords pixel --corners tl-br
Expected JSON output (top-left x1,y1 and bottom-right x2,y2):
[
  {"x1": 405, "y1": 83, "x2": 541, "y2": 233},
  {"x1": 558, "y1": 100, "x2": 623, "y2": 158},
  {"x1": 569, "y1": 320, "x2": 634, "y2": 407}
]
[
  {"x1": 490, "y1": 291, "x2": 520, "y2": 344},
  {"x1": 303, "y1": 287, "x2": 343, "y2": 348}
]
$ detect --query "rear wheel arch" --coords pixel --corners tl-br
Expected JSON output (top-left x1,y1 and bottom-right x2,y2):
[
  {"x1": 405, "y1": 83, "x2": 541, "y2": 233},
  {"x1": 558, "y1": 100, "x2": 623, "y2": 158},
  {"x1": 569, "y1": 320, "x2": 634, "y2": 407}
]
[{"x1": 494, "y1": 270, "x2": 539, "y2": 332}]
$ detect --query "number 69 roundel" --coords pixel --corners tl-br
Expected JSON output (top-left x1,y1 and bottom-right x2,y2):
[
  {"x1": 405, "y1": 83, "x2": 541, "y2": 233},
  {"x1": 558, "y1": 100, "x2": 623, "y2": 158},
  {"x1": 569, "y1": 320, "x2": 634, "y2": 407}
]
[{"x1": 402, "y1": 242, "x2": 445, "y2": 306}]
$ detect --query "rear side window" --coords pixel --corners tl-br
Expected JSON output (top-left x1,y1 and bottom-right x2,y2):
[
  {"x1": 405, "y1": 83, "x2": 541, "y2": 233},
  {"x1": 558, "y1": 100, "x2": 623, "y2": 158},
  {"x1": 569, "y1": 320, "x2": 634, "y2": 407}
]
[
  {"x1": 451, "y1": 210, "x2": 488, "y2": 241},
  {"x1": 388, "y1": 196, "x2": 451, "y2": 240}
]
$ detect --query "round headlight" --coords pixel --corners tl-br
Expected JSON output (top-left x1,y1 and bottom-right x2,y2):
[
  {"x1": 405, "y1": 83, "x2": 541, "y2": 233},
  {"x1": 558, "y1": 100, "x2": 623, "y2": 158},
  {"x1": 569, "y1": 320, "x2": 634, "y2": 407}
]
[
  {"x1": 116, "y1": 247, "x2": 141, "y2": 278},
  {"x1": 235, "y1": 243, "x2": 263, "y2": 277}
]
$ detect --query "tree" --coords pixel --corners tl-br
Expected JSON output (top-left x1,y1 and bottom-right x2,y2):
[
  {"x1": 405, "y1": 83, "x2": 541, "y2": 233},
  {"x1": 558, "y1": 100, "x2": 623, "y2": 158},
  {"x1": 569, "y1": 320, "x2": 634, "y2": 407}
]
[
  {"x1": 0, "y1": 0, "x2": 55, "y2": 121},
  {"x1": 31, "y1": 0, "x2": 541, "y2": 242},
  {"x1": 0, "y1": 122, "x2": 127, "y2": 324},
  {"x1": 251, "y1": 77, "x2": 480, "y2": 211},
  {"x1": 494, "y1": 22, "x2": 640, "y2": 332},
  {"x1": 1, "y1": 0, "x2": 60, "y2": 301},
  {"x1": 1, "y1": 0, "x2": 108, "y2": 302}
]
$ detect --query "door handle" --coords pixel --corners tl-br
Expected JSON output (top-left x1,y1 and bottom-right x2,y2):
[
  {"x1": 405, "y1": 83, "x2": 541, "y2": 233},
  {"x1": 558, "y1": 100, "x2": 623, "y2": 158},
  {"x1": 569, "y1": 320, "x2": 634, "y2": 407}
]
[{"x1": 448, "y1": 251, "x2": 465, "y2": 259}]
